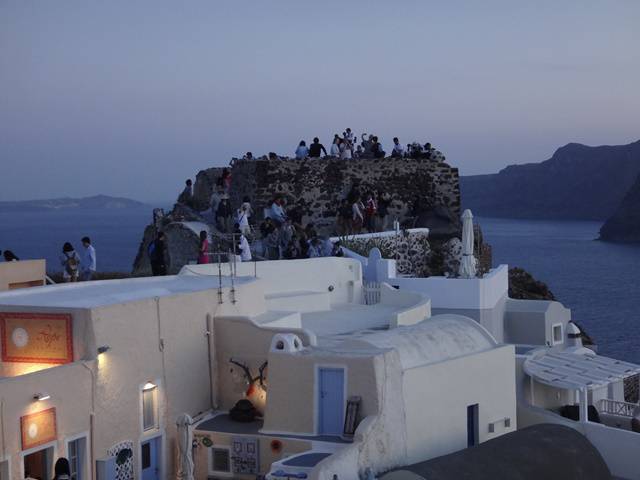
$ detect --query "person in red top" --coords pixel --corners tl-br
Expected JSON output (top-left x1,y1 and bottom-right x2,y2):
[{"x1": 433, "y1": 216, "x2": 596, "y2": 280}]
[
  {"x1": 364, "y1": 192, "x2": 378, "y2": 232},
  {"x1": 198, "y1": 230, "x2": 210, "y2": 264}
]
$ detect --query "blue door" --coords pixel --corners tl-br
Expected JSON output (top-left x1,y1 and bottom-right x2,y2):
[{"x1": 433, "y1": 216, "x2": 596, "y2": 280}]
[
  {"x1": 141, "y1": 437, "x2": 160, "y2": 480},
  {"x1": 318, "y1": 368, "x2": 345, "y2": 436}
]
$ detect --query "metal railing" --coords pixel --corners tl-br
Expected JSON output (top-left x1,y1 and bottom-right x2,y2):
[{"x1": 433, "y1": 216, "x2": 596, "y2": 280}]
[{"x1": 597, "y1": 398, "x2": 639, "y2": 418}]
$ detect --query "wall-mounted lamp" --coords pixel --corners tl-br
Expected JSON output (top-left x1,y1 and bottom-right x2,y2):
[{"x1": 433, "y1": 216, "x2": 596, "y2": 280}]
[
  {"x1": 97, "y1": 345, "x2": 111, "y2": 355},
  {"x1": 33, "y1": 393, "x2": 51, "y2": 402},
  {"x1": 143, "y1": 382, "x2": 157, "y2": 391}
]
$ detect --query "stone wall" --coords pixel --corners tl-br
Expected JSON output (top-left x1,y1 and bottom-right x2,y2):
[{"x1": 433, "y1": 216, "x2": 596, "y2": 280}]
[
  {"x1": 133, "y1": 155, "x2": 462, "y2": 275},
  {"x1": 197, "y1": 156, "x2": 461, "y2": 235}
]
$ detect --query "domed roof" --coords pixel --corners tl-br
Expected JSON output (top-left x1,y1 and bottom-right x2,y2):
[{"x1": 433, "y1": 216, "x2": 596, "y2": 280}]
[{"x1": 347, "y1": 314, "x2": 498, "y2": 369}]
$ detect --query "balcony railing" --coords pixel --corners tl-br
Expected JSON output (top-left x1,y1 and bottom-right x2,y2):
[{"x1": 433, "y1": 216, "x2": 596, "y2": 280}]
[{"x1": 597, "y1": 398, "x2": 639, "y2": 418}]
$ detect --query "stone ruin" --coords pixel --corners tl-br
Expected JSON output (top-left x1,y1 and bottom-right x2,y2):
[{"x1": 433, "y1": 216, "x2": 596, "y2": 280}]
[{"x1": 132, "y1": 154, "x2": 491, "y2": 276}]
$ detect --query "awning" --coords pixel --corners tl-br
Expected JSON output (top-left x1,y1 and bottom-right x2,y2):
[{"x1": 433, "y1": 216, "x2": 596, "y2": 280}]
[{"x1": 523, "y1": 350, "x2": 640, "y2": 390}]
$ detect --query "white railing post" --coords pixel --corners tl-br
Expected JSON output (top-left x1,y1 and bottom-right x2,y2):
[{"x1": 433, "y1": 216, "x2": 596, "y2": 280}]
[{"x1": 579, "y1": 388, "x2": 589, "y2": 423}]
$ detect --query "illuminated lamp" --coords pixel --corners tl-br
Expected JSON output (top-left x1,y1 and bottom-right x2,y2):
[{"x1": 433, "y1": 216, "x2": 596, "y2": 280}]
[
  {"x1": 33, "y1": 393, "x2": 51, "y2": 402},
  {"x1": 270, "y1": 439, "x2": 283, "y2": 453},
  {"x1": 143, "y1": 382, "x2": 157, "y2": 391},
  {"x1": 97, "y1": 345, "x2": 111, "y2": 355}
]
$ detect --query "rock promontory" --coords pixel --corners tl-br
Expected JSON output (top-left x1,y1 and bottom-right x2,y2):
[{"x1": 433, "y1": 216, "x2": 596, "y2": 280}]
[
  {"x1": 461, "y1": 140, "x2": 640, "y2": 220},
  {"x1": 599, "y1": 173, "x2": 640, "y2": 243},
  {"x1": 132, "y1": 154, "x2": 466, "y2": 275}
]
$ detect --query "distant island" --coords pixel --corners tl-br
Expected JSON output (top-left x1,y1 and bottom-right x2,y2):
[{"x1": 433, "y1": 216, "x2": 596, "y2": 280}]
[
  {"x1": 461, "y1": 139, "x2": 640, "y2": 221},
  {"x1": 0, "y1": 194, "x2": 148, "y2": 212}
]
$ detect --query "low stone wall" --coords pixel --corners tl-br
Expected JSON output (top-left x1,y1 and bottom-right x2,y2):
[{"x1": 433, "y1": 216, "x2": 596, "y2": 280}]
[{"x1": 337, "y1": 229, "x2": 432, "y2": 278}]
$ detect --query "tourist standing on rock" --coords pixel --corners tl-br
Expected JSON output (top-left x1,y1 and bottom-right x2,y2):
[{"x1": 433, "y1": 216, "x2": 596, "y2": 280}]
[
  {"x1": 178, "y1": 179, "x2": 193, "y2": 206},
  {"x1": 336, "y1": 199, "x2": 352, "y2": 235},
  {"x1": 339, "y1": 137, "x2": 352, "y2": 159},
  {"x1": 198, "y1": 230, "x2": 210, "y2": 264},
  {"x1": 331, "y1": 240, "x2": 344, "y2": 257},
  {"x1": 269, "y1": 198, "x2": 287, "y2": 225},
  {"x1": 364, "y1": 192, "x2": 378, "y2": 232},
  {"x1": 149, "y1": 232, "x2": 168, "y2": 276},
  {"x1": 352, "y1": 196, "x2": 364, "y2": 233},
  {"x1": 279, "y1": 218, "x2": 295, "y2": 252},
  {"x1": 307, "y1": 237, "x2": 322, "y2": 258},
  {"x1": 345, "y1": 128, "x2": 354, "y2": 145},
  {"x1": 60, "y1": 242, "x2": 81, "y2": 282},
  {"x1": 371, "y1": 136, "x2": 385, "y2": 158},
  {"x1": 210, "y1": 187, "x2": 224, "y2": 221},
  {"x1": 391, "y1": 137, "x2": 404, "y2": 157},
  {"x1": 237, "y1": 203, "x2": 251, "y2": 235},
  {"x1": 216, "y1": 168, "x2": 232, "y2": 193},
  {"x1": 377, "y1": 192, "x2": 391, "y2": 231},
  {"x1": 295, "y1": 140, "x2": 309, "y2": 159},
  {"x1": 309, "y1": 137, "x2": 327, "y2": 158},
  {"x1": 330, "y1": 137, "x2": 341, "y2": 156},
  {"x1": 216, "y1": 196, "x2": 233, "y2": 233},
  {"x1": 2, "y1": 250, "x2": 19, "y2": 261},
  {"x1": 79, "y1": 236, "x2": 96, "y2": 281},
  {"x1": 234, "y1": 224, "x2": 252, "y2": 262},
  {"x1": 260, "y1": 218, "x2": 279, "y2": 260},
  {"x1": 361, "y1": 133, "x2": 373, "y2": 156}
]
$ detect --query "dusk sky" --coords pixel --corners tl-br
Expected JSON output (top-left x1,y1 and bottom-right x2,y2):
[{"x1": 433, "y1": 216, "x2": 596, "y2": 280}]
[{"x1": 2, "y1": 1, "x2": 639, "y2": 203}]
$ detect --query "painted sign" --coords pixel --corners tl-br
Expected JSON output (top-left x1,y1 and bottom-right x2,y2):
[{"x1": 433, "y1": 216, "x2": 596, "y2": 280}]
[
  {"x1": 21, "y1": 407, "x2": 57, "y2": 450},
  {"x1": 0, "y1": 312, "x2": 73, "y2": 364},
  {"x1": 231, "y1": 436, "x2": 259, "y2": 475}
]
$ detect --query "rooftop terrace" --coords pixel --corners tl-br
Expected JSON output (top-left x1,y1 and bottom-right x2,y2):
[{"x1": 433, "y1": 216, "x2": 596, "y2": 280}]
[{"x1": 0, "y1": 274, "x2": 248, "y2": 308}]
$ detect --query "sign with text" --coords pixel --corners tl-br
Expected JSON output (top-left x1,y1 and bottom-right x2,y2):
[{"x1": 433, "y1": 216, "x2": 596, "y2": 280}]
[
  {"x1": 0, "y1": 312, "x2": 73, "y2": 364},
  {"x1": 21, "y1": 407, "x2": 57, "y2": 450},
  {"x1": 231, "y1": 436, "x2": 259, "y2": 475}
]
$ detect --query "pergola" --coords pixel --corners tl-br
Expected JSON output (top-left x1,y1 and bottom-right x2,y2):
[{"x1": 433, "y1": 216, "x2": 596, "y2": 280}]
[{"x1": 523, "y1": 350, "x2": 640, "y2": 422}]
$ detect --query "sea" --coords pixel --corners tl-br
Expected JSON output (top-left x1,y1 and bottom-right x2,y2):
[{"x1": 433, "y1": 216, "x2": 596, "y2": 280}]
[
  {"x1": 477, "y1": 217, "x2": 640, "y2": 364},
  {"x1": 1, "y1": 209, "x2": 638, "y2": 363}
]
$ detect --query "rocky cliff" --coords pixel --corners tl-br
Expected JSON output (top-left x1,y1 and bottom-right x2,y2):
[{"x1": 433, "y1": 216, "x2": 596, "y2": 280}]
[
  {"x1": 132, "y1": 154, "x2": 464, "y2": 275},
  {"x1": 599, "y1": 173, "x2": 640, "y2": 243},
  {"x1": 217, "y1": 155, "x2": 460, "y2": 235},
  {"x1": 461, "y1": 140, "x2": 640, "y2": 220}
]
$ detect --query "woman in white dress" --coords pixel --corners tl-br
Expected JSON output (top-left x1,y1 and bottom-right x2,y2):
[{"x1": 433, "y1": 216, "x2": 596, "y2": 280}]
[
  {"x1": 340, "y1": 137, "x2": 352, "y2": 159},
  {"x1": 330, "y1": 137, "x2": 341, "y2": 156}
]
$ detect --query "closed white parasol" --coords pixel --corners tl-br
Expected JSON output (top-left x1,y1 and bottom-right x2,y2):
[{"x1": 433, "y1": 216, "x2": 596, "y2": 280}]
[
  {"x1": 176, "y1": 413, "x2": 194, "y2": 480},
  {"x1": 458, "y1": 209, "x2": 477, "y2": 278}
]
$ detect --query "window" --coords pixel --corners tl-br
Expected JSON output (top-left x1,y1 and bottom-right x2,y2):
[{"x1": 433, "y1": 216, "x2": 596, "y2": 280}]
[
  {"x1": 68, "y1": 437, "x2": 86, "y2": 480},
  {"x1": 209, "y1": 447, "x2": 231, "y2": 475},
  {"x1": 552, "y1": 324, "x2": 563, "y2": 345},
  {"x1": 142, "y1": 383, "x2": 158, "y2": 431}
]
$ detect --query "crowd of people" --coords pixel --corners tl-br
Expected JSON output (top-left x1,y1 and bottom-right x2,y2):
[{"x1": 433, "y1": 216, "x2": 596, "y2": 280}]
[
  {"x1": 256, "y1": 206, "x2": 344, "y2": 261},
  {"x1": 169, "y1": 130, "x2": 442, "y2": 267},
  {"x1": 1, "y1": 237, "x2": 97, "y2": 282},
  {"x1": 290, "y1": 128, "x2": 440, "y2": 161}
]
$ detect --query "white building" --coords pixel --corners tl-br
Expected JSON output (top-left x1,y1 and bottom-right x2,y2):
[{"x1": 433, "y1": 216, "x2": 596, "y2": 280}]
[
  {"x1": 339, "y1": 230, "x2": 640, "y2": 480},
  {"x1": 0, "y1": 257, "x2": 516, "y2": 480}
]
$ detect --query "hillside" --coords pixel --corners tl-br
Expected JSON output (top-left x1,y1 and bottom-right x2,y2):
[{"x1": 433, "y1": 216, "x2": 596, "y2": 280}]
[
  {"x1": 461, "y1": 140, "x2": 640, "y2": 220},
  {"x1": 0, "y1": 194, "x2": 147, "y2": 212},
  {"x1": 599, "y1": 173, "x2": 640, "y2": 243}
]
